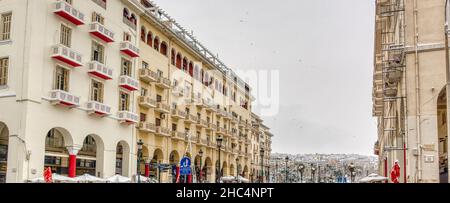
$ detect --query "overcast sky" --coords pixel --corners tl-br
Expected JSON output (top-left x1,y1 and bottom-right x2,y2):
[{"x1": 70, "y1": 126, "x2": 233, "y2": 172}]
[{"x1": 155, "y1": 0, "x2": 377, "y2": 156}]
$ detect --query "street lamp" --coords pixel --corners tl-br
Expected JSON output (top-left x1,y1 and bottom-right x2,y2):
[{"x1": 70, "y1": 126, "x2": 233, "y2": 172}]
[
  {"x1": 216, "y1": 136, "x2": 223, "y2": 183},
  {"x1": 348, "y1": 163, "x2": 355, "y2": 183},
  {"x1": 298, "y1": 163, "x2": 305, "y2": 183},
  {"x1": 137, "y1": 139, "x2": 144, "y2": 183},
  {"x1": 198, "y1": 149, "x2": 203, "y2": 183},
  {"x1": 311, "y1": 163, "x2": 316, "y2": 183},
  {"x1": 285, "y1": 156, "x2": 289, "y2": 183},
  {"x1": 260, "y1": 148, "x2": 265, "y2": 183},
  {"x1": 445, "y1": 0, "x2": 450, "y2": 185},
  {"x1": 236, "y1": 157, "x2": 240, "y2": 182}
]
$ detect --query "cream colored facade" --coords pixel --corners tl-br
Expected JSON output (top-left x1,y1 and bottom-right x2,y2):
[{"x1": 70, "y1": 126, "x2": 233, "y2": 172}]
[
  {"x1": 0, "y1": 0, "x2": 273, "y2": 183},
  {"x1": 125, "y1": 0, "x2": 273, "y2": 183},
  {"x1": 372, "y1": 0, "x2": 449, "y2": 183}
]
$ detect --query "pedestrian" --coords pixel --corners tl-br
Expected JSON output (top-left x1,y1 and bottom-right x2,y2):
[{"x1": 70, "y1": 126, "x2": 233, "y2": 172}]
[{"x1": 390, "y1": 160, "x2": 400, "y2": 183}]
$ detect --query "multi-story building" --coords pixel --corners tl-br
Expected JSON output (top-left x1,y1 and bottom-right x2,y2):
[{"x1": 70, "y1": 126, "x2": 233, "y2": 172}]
[
  {"x1": 251, "y1": 113, "x2": 273, "y2": 183},
  {"x1": 372, "y1": 0, "x2": 449, "y2": 183},
  {"x1": 0, "y1": 0, "x2": 273, "y2": 183}
]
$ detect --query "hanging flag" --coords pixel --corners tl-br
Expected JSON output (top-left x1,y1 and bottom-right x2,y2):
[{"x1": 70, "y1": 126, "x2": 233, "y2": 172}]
[{"x1": 44, "y1": 167, "x2": 53, "y2": 183}]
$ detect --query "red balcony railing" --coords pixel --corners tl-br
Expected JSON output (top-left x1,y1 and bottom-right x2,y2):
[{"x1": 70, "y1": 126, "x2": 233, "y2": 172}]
[
  {"x1": 119, "y1": 75, "x2": 139, "y2": 91},
  {"x1": 86, "y1": 101, "x2": 111, "y2": 116},
  {"x1": 54, "y1": 1, "x2": 85, "y2": 26},
  {"x1": 49, "y1": 90, "x2": 80, "y2": 107},
  {"x1": 88, "y1": 61, "x2": 113, "y2": 80},
  {"x1": 89, "y1": 22, "x2": 115, "y2": 43},
  {"x1": 117, "y1": 111, "x2": 139, "y2": 124},
  {"x1": 120, "y1": 41, "x2": 140, "y2": 58},
  {"x1": 51, "y1": 44, "x2": 83, "y2": 67}
]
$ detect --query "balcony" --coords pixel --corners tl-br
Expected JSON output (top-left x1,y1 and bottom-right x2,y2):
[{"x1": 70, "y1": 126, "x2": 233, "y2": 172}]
[
  {"x1": 208, "y1": 123, "x2": 217, "y2": 131},
  {"x1": 230, "y1": 117, "x2": 238, "y2": 124},
  {"x1": 138, "y1": 96, "x2": 156, "y2": 108},
  {"x1": 123, "y1": 16, "x2": 137, "y2": 30},
  {"x1": 139, "y1": 69, "x2": 159, "y2": 83},
  {"x1": 200, "y1": 139, "x2": 208, "y2": 146},
  {"x1": 231, "y1": 131, "x2": 238, "y2": 139},
  {"x1": 54, "y1": 1, "x2": 85, "y2": 26},
  {"x1": 92, "y1": 0, "x2": 107, "y2": 9},
  {"x1": 156, "y1": 126, "x2": 171, "y2": 137},
  {"x1": 222, "y1": 112, "x2": 232, "y2": 120},
  {"x1": 156, "y1": 102, "x2": 170, "y2": 114},
  {"x1": 238, "y1": 120, "x2": 246, "y2": 128},
  {"x1": 217, "y1": 127, "x2": 227, "y2": 136},
  {"x1": 238, "y1": 136, "x2": 245, "y2": 143},
  {"x1": 155, "y1": 77, "x2": 171, "y2": 89},
  {"x1": 171, "y1": 131, "x2": 186, "y2": 141},
  {"x1": 138, "y1": 122, "x2": 156, "y2": 133},
  {"x1": 196, "y1": 119, "x2": 208, "y2": 128},
  {"x1": 86, "y1": 101, "x2": 111, "y2": 116},
  {"x1": 172, "y1": 86, "x2": 185, "y2": 97},
  {"x1": 51, "y1": 44, "x2": 83, "y2": 67},
  {"x1": 119, "y1": 75, "x2": 139, "y2": 91},
  {"x1": 171, "y1": 109, "x2": 187, "y2": 119},
  {"x1": 216, "y1": 109, "x2": 226, "y2": 118},
  {"x1": 200, "y1": 99, "x2": 209, "y2": 109},
  {"x1": 89, "y1": 22, "x2": 115, "y2": 43},
  {"x1": 49, "y1": 90, "x2": 80, "y2": 107},
  {"x1": 184, "y1": 114, "x2": 198, "y2": 124},
  {"x1": 120, "y1": 41, "x2": 140, "y2": 58},
  {"x1": 87, "y1": 61, "x2": 113, "y2": 80},
  {"x1": 203, "y1": 99, "x2": 216, "y2": 112},
  {"x1": 117, "y1": 111, "x2": 139, "y2": 124}
]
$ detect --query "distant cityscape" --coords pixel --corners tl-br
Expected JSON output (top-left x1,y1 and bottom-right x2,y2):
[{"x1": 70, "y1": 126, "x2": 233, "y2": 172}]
[{"x1": 269, "y1": 153, "x2": 378, "y2": 183}]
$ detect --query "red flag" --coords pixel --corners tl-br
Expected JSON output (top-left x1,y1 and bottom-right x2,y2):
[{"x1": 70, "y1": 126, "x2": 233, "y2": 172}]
[{"x1": 44, "y1": 167, "x2": 53, "y2": 183}]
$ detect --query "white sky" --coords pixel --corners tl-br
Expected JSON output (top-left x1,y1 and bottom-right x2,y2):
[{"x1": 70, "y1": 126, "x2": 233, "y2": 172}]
[{"x1": 155, "y1": 0, "x2": 377, "y2": 155}]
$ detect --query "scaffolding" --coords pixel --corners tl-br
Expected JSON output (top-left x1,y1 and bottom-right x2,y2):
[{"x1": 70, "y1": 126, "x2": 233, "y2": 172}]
[{"x1": 373, "y1": 0, "x2": 407, "y2": 181}]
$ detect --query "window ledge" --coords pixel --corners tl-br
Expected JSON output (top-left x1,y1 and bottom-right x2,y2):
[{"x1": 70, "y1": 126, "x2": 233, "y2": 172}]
[
  {"x1": 0, "y1": 87, "x2": 16, "y2": 98},
  {"x1": 0, "y1": 40, "x2": 12, "y2": 45}
]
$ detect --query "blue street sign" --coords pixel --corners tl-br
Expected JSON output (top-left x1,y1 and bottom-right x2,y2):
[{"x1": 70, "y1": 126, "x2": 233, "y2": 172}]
[{"x1": 180, "y1": 156, "x2": 192, "y2": 175}]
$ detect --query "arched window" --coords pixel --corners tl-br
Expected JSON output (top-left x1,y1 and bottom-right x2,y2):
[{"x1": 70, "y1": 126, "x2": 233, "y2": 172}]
[
  {"x1": 153, "y1": 37, "x2": 160, "y2": 51},
  {"x1": 130, "y1": 14, "x2": 137, "y2": 25},
  {"x1": 182, "y1": 57, "x2": 188, "y2": 72},
  {"x1": 147, "y1": 32, "x2": 153, "y2": 47},
  {"x1": 171, "y1": 49, "x2": 176, "y2": 65},
  {"x1": 209, "y1": 76, "x2": 213, "y2": 87},
  {"x1": 204, "y1": 72, "x2": 209, "y2": 86},
  {"x1": 140, "y1": 26, "x2": 146, "y2": 42},
  {"x1": 194, "y1": 65, "x2": 199, "y2": 80},
  {"x1": 188, "y1": 62, "x2": 194, "y2": 77},
  {"x1": 123, "y1": 8, "x2": 129, "y2": 18},
  {"x1": 176, "y1": 53, "x2": 182, "y2": 69},
  {"x1": 160, "y1": 42, "x2": 168, "y2": 56},
  {"x1": 200, "y1": 69, "x2": 204, "y2": 82}
]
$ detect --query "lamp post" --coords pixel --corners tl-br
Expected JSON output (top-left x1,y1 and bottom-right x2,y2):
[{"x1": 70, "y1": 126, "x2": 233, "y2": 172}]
[
  {"x1": 348, "y1": 163, "x2": 355, "y2": 183},
  {"x1": 299, "y1": 163, "x2": 305, "y2": 183},
  {"x1": 285, "y1": 156, "x2": 289, "y2": 183},
  {"x1": 275, "y1": 159, "x2": 279, "y2": 183},
  {"x1": 216, "y1": 136, "x2": 223, "y2": 183},
  {"x1": 198, "y1": 149, "x2": 203, "y2": 183},
  {"x1": 137, "y1": 139, "x2": 144, "y2": 183},
  {"x1": 236, "y1": 157, "x2": 240, "y2": 182},
  {"x1": 260, "y1": 148, "x2": 265, "y2": 183},
  {"x1": 445, "y1": 0, "x2": 450, "y2": 185}
]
